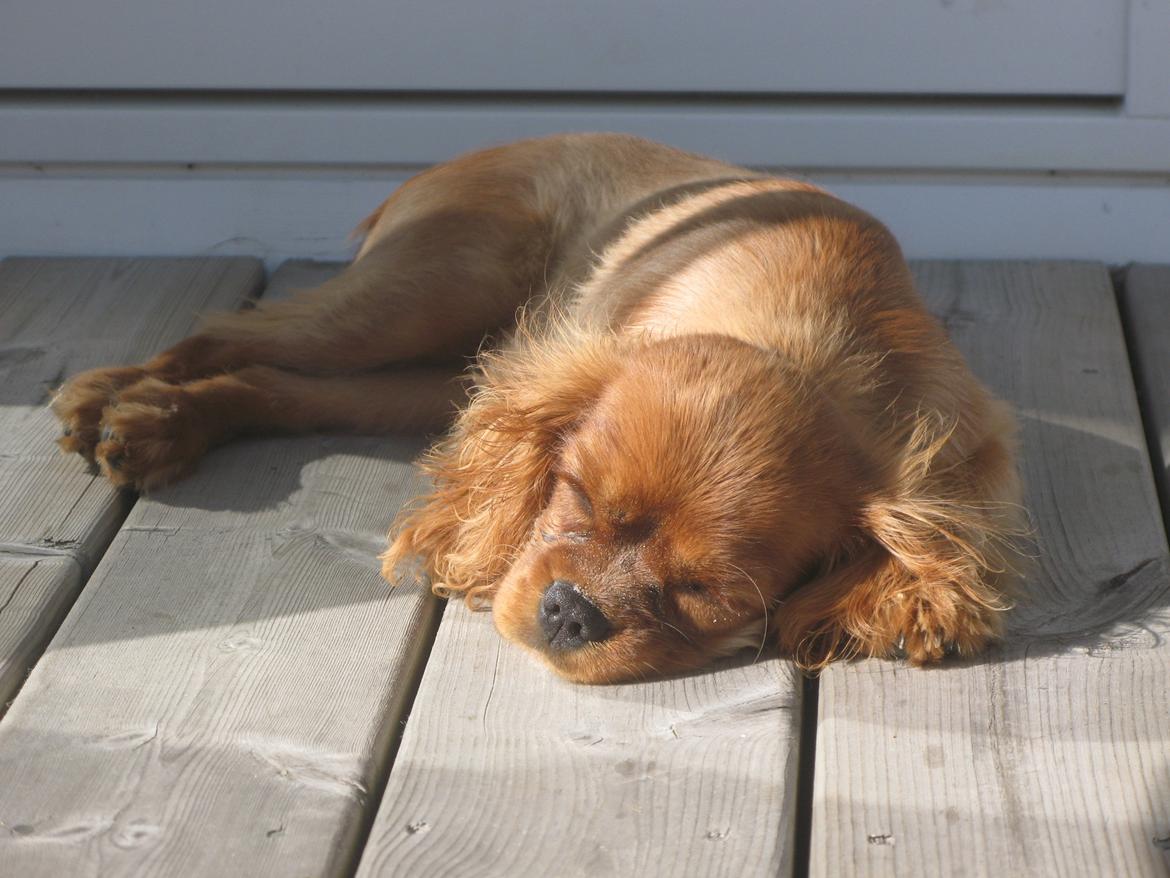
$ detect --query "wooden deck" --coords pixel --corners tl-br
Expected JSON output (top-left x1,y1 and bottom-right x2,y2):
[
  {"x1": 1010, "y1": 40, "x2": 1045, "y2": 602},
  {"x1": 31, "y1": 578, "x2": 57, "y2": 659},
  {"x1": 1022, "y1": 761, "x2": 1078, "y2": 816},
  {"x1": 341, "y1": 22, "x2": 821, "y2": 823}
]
[{"x1": 0, "y1": 257, "x2": 1167, "y2": 877}]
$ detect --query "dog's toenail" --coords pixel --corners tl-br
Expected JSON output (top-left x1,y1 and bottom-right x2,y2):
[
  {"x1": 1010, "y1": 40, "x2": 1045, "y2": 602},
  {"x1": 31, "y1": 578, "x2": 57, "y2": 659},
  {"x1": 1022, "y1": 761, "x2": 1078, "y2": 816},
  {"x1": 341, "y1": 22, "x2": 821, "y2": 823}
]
[
  {"x1": 101, "y1": 426, "x2": 115, "y2": 442},
  {"x1": 105, "y1": 452, "x2": 124, "y2": 469},
  {"x1": 62, "y1": 426, "x2": 73, "y2": 437},
  {"x1": 943, "y1": 641, "x2": 959, "y2": 657},
  {"x1": 891, "y1": 634, "x2": 907, "y2": 659}
]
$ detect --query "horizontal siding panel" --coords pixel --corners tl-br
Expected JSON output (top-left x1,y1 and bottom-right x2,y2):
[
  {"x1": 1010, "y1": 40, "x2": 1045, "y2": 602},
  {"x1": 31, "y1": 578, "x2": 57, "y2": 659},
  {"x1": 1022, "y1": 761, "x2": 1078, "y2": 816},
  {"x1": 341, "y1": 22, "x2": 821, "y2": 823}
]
[
  {"x1": 0, "y1": 0, "x2": 1124, "y2": 95},
  {"x1": 1, "y1": 174, "x2": 1168, "y2": 266},
  {"x1": 3, "y1": 100, "x2": 1167, "y2": 172}
]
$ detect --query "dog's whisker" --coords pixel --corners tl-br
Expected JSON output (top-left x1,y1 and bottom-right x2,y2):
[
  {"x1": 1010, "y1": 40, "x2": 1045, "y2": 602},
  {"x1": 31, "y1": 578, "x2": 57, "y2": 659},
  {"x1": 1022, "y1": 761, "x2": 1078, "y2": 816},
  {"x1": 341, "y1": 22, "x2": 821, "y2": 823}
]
[
  {"x1": 658, "y1": 618, "x2": 696, "y2": 646},
  {"x1": 728, "y1": 562, "x2": 770, "y2": 664}
]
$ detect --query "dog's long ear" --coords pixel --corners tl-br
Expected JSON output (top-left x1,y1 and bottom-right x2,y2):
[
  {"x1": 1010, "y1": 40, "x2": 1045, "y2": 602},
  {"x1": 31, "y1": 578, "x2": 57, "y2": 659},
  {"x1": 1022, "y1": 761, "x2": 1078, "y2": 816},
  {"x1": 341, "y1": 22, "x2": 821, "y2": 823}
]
[
  {"x1": 382, "y1": 324, "x2": 623, "y2": 606},
  {"x1": 777, "y1": 408, "x2": 1025, "y2": 667}
]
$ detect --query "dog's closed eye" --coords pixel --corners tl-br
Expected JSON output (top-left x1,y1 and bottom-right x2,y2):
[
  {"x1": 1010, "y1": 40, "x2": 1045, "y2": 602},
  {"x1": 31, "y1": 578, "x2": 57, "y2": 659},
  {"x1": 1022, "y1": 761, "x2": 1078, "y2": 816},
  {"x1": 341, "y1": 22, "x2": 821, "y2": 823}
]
[
  {"x1": 542, "y1": 476, "x2": 594, "y2": 541},
  {"x1": 560, "y1": 475, "x2": 593, "y2": 517}
]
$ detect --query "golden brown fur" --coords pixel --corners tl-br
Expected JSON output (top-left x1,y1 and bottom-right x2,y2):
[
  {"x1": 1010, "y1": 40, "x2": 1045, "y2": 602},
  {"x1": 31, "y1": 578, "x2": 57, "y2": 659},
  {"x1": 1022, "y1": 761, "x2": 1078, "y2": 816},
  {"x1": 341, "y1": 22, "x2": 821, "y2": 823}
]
[{"x1": 52, "y1": 133, "x2": 1024, "y2": 683}]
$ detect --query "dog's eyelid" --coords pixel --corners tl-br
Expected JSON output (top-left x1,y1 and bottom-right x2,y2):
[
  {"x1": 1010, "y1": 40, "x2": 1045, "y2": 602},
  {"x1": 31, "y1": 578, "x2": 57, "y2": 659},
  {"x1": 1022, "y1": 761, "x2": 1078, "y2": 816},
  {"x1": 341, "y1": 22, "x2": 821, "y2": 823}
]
[{"x1": 556, "y1": 473, "x2": 594, "y2": 518}]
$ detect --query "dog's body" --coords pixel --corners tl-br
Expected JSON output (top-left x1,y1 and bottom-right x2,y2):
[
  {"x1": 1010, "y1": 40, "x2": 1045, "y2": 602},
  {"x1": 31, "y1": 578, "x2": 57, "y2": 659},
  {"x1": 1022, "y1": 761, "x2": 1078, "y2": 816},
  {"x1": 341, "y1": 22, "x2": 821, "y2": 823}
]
[{"x1": 54, "y1": 134, "x2": 1024, "y2": 682}]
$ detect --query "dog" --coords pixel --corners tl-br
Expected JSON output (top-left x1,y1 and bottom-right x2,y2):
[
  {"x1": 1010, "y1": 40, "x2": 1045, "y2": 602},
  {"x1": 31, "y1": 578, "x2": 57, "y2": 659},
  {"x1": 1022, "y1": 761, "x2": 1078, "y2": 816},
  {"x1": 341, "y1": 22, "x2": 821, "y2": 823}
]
[{"x1": 53, "y1": 133, "x2": 1024, "y2": 683}]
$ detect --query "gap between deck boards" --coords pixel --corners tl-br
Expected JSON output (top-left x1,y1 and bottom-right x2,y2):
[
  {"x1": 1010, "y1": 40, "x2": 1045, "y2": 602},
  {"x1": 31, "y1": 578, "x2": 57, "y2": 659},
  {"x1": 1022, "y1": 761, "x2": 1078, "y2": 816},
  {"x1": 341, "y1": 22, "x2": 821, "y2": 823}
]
[
  {"x1": 1116, "y1": 266, "x2": 1170, "y2": 532},
  {"x1": 336, "y1": 599, "x2": 447, "y2": 878}
]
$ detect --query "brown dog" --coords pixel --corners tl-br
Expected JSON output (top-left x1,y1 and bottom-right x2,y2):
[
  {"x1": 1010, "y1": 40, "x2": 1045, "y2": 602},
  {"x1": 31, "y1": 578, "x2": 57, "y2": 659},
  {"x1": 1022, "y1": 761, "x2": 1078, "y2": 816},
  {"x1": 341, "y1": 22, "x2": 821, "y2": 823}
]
[{"x1": 53, "y1": 133, "x2": 1024, "y2": 683}]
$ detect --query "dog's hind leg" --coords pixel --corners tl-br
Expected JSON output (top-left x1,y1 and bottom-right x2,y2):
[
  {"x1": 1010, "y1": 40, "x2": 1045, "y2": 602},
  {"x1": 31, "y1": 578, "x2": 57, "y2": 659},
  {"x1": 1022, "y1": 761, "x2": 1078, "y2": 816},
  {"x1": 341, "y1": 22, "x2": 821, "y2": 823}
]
[
  {"x1": 152, "y1": 206, "x2": 554, "y2": 380},
  {"x1": 145, "y1": 206, "x2": 553, "y2": 382},
  {"x1": 55, "y1": 167, "x2": 558, "y2": 458},
  {"x1": 89, "y1": 364, "x2": 469, "y2": 490}
]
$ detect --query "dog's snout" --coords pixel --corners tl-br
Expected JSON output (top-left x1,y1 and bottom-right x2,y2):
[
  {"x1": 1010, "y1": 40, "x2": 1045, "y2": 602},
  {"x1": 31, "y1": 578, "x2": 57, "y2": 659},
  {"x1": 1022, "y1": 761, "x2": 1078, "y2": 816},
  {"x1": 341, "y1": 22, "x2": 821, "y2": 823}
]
[{"x1": 538, "y1": 580, "x2": 611, "y2": 650}]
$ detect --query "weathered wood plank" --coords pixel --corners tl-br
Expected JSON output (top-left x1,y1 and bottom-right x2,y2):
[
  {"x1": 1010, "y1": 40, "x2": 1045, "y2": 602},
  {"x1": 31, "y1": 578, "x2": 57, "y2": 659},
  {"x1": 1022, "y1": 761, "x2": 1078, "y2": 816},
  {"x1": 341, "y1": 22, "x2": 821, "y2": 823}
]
[
  {"x1": 0, "y1": 257, "x2": 262, "y2": 710},
  {"x1": 0, "y1": 557, "x2": 79, "y2": 708},
  {"x1": 356, "y1": 594, "x2": 802, "y2": 868},
  {"x1": 1121, "y1": 264, "x2": 1170, "y2": 504},
  {"x1": 811, "y1": 262, "x2": 1170, "y2": 877},
  {"x1": 0, "y1": 261, "x2": 440, "y2": 876}
]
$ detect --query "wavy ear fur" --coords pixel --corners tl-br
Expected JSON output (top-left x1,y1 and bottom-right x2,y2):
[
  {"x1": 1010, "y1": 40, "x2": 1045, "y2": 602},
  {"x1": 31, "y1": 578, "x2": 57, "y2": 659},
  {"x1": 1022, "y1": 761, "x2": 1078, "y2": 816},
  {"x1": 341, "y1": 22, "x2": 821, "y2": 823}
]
[
  {"x1": 381, "y1": 322, "x2": 623, "y2": 606},
  {"x1": 777, "y1": 403, "x2": 1026, "y2": 668}
]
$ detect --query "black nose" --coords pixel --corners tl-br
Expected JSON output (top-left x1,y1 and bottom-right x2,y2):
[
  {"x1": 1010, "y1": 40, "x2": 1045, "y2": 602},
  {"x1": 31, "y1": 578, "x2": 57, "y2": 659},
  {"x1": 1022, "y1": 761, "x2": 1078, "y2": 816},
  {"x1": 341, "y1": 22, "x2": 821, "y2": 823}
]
[{"x1": 538, "y1": 580, "x2": 612, "y2": 651}]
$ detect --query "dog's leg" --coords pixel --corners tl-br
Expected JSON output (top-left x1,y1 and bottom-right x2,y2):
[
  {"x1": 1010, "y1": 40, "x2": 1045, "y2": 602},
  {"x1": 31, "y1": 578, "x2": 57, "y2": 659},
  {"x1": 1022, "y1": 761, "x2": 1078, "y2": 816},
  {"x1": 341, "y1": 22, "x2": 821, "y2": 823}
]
[
  {"x1": 151, "y1": 208, "x2": 552, "y2": 379},
  {"x1": 778, "y1": 540, "x2": 1014, "y2": 668},
  {"x1": 55, "y1": 187, "x2": 555, "y2": 460},
  {"x1": 90, "y1": 365, "x2": 468, "y2": 490},
  {"x1": 778, "y1": 410, "x2": 1025, "y2": 667}
]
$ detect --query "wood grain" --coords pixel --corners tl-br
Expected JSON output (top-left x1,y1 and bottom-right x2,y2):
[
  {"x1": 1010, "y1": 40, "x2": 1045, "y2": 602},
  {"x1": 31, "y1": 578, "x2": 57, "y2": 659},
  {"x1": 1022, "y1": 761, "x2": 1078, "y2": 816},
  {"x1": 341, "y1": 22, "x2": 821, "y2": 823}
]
[
  {"x1": 811, "y1": 262, "x2": 1170, "y2": 877},
  {"x1": 0, "y1": 257, "x2": 262, "y2": 710},
  {"x1": 0, "y1": 557, "x2": 79, "y2": 708},
  {"x1": 355, "y1": 590, "x2": 802, "y2": 873},
  {"x1": 0, "y1": 261, "x2": 441, "y2": 876}
]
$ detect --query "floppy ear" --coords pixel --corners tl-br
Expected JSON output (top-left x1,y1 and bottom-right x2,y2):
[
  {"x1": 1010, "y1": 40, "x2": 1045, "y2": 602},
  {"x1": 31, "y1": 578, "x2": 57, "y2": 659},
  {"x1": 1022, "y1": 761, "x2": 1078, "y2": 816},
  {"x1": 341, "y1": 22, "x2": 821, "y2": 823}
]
[
  {"x1": 776, "y1": 408, "x2": 1025, "y2": 667},
  {"x1": 381, "y1": 324, "x2": 622, "y2": 606}
]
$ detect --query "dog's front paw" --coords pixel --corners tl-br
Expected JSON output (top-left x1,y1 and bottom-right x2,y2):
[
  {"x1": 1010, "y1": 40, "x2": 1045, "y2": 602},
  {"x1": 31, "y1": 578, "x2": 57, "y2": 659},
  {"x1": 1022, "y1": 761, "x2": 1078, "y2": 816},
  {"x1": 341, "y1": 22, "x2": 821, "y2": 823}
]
[
  {"x1": 52, "y1": 366, "x2": 149, "y2": 460},
  {"x1": 886, "y1": 591, "x2": 1003, "y2": 664},
  {"x1": 93, "y1": 378, "x2": 210, "y2": 490}
]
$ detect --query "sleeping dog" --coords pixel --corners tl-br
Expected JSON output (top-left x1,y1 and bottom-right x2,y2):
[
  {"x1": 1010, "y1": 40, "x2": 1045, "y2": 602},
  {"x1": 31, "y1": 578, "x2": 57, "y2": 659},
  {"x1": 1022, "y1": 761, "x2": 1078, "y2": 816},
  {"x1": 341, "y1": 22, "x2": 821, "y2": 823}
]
[{"x1": 53, "y1": 134, "x2": 1025, "y2": 682}]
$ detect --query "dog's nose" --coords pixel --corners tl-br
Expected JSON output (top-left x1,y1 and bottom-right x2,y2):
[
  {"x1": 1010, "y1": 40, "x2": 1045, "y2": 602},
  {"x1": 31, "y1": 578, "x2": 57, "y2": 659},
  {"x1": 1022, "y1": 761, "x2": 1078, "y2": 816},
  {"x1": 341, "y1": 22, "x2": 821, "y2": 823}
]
[{"x1": 538, "y1": 580, "x2": 612, "y2": 650}]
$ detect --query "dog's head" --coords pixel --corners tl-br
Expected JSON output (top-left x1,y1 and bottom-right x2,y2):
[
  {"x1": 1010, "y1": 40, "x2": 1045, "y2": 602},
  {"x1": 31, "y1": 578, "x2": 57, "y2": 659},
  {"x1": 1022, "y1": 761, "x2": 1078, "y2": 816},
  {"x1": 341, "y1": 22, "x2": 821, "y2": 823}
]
[
  {"x1": 490, "y1": 333, "x2": 871, "y2": 682},
  {"x1": 390, "y1": 330, "x2": 874, "y2": 683}
]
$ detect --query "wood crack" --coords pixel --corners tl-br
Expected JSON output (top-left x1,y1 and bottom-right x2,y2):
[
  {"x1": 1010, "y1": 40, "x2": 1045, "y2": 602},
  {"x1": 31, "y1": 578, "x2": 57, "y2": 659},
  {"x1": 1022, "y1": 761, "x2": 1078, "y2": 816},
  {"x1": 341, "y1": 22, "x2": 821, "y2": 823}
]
[
  {"x1": 0, "y1": 542, "x2": 84, "y2": 565},
  {"x1": 1098, "y1": 556, "x2": 1162, "y2": 594},
  {"x1": 0, "y1": 562, "x2": 39, "y2": 615}
]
